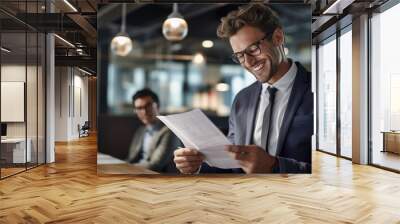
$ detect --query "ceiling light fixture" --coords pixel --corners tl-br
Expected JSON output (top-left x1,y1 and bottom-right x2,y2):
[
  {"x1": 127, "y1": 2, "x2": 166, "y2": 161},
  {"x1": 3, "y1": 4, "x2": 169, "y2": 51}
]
[
  {"x1": 322, "y1": 0, "x2": 354, "y2": 15},
  {"x1": 162, "y1": 3, "x2": 188, "y2": 41},
  {"x1": 216, "y1": 83, "x2": 230, "y2": 92},
  {"x1": 1, "y1": 47, "x2": 11, "y2": 53},
  {"x1": 78, "y1": 67, "x2": 93, "y2": 76},
  {"x1": 284, "y1": 47, "x2": 289, "y2": 55},
  {"x1": 63, "y1": 0, "x2": 78, "y2": 12},
  {"x1": 110, "y1": 3, "x2": 133, "y2": 57},
  {"x1": 76, "y1": 48, "x2": 85, "y2": 55},
  {"x1": 54, "y1": 34, "x2": 75, "y2": 48},
  {"x1": 192, "y1": 53, "x2": 205, "y2": 64},
  {"x1": 202, "y1": 40, "x2": 214, "y2": 48}
]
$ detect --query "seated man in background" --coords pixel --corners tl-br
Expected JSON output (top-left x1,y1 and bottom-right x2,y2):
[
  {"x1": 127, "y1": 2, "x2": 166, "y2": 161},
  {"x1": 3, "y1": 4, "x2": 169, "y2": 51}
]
[{"x1": 126, "y1": 88, "x2": 180, "y2": 173}]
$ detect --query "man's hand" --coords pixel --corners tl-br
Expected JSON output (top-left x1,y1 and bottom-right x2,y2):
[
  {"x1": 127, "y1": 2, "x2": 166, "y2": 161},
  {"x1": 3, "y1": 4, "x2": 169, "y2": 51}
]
[
  {"x1": 174, "y1": 148, "x2": 204, "y2": 174},
  {"x1": 225, "y1": 145, "x2": 277, "y2": 174}
]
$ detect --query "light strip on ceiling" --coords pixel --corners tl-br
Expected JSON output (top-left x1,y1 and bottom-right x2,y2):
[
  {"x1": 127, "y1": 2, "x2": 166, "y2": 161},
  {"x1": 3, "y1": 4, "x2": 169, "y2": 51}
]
[
  {"x1": 54, "y1": 34, "x2": 75, "y2": 48},
  {"x1": 78, "y1": 67, "x2": 93, "y2": 76},
  {"x1": 322, "y1": 0, "x2": 355, "y2": 15},
  {"x1": 63, "y1": 0, "x2": 78, "y2": 12},
  {"x1": 323, "y1": 0, "x2": 341, "y2": 14},
  {"x1": 1, "y1": 47, "x2": 11, "y2": 53}
]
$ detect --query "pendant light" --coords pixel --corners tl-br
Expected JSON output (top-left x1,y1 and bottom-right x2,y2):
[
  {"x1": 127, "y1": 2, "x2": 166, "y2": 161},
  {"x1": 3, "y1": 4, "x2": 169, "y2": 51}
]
[
  {"x1": 162, "y1": 3, "x2": 188, "y2": 41},
  {"x1": 110, "y1": 3, "x2": 133, "y2": 56}
]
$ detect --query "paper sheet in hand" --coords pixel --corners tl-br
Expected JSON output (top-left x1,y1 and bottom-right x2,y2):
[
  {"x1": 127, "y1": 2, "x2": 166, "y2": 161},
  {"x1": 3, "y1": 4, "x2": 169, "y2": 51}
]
[{"x1": 157, "y1": 109, "x2": 240, "y2": 169}]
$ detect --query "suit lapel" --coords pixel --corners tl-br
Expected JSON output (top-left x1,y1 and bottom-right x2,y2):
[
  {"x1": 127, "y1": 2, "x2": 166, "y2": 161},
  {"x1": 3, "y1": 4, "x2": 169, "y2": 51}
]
[
  {"x1": 245, "y1": 82, "x2": 262, "y2": 145},
  {"x1": 275, "y1": 63, "x2": 308, "y2": 156},
  {"x1": 128, "y1": 126, "x2": 146, "y2": 162},
  {"x1": 147, "y1": 126, "x2": 167, "y2": 157}
]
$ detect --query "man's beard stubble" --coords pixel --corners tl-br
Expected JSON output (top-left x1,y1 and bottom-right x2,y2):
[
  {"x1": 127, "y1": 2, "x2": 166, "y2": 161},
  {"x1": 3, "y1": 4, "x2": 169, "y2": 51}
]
[{"x1": 266, "y1": 45, "x2": 285, "y2": 83}]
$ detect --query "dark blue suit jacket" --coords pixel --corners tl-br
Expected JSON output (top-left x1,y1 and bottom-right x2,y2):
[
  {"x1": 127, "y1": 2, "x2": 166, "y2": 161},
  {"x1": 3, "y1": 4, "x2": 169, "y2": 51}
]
[{"x1": 201, "y1": 61, "x2": 313, "y2": 173}]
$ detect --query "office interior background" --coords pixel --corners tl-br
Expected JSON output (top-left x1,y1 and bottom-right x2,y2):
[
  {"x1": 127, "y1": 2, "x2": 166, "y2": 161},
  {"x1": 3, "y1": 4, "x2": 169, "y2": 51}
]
[
  {"x1": 312, "y1": 0, "x2": 400, "y2": 172},
  {"x1": 0, "y1": 0, "x2": 400, "y2": 223},
  {"x1": 97, "y1": 3, "x2": 311, "y2": 164},
  {"x1": 0, "y1": 0, "x2": 97, "y2": 178}
]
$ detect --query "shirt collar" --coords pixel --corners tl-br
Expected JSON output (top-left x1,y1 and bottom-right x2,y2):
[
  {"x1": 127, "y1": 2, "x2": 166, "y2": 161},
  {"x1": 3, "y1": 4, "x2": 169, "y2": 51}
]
[
  {"x1": 261, "y1": 59, "x2": 297, "y2": 94},
  {"x1": 145, "y1": 120, "x2": 163, "y2": 133}
]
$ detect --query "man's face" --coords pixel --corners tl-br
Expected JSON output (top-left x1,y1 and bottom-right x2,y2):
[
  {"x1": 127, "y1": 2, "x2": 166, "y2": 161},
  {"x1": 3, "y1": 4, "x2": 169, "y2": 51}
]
[
  {"x1": 229, "y1": 25, "x2": 283, "y2": 83},
  {"x1": 134, "y1": 96, "x2": 159, "y2": 125}
]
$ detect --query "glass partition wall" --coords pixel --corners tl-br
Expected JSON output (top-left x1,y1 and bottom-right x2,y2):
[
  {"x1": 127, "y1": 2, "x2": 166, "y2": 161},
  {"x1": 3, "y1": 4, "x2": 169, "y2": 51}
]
[
  {"x1": 316, "y1": 0, "x2": 400, "y2": 172},
  {"x1": 370, "y1": 2, "x2": 400, "y2": 171},
  {"x1": 0, "y1": 29, "x2": 27, "y2": 177},
  {"x1": 339, "y1": 27, "x2": 352, "y2": 159},
  {"x1": 317, "y1": 35, "x2": 337, "y2": 155},
  {"x1": 0, "y1": 1, "x2": 46, "y2": 179},
  {"x1": 316, "y1": 25, "x2": 353, "y2": 159}
]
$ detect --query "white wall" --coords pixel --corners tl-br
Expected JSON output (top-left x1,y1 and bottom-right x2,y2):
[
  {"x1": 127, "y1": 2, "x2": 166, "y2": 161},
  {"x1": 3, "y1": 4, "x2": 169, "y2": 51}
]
[
  {"x1": 55, "y1": 66, "x2": 69, "y2": 141},
  {"x1": 352, "y1": 14, "x2": 369, "y2": 164},
  {"x1": 1, "y1": 65, "x2": 38, "y2": 138},
  {"x1": 46, "y1": 32, "x2": 55, "y2": 163},
  {"x1": 1, "y1": 64, "x2": 46, "y2": 164},
  {"x1": 54, "y1": 67, "x2": 89, "y2": 141}
]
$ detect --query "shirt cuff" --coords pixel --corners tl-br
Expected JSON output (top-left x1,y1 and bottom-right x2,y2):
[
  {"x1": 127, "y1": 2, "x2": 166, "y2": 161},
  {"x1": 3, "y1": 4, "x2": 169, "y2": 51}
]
[
  {"x1": 272, "y1": 156, "x2": 281, "y2": 173},
  {"x1": 194, "y1": 165, "x2": 202, "y2": 174}
]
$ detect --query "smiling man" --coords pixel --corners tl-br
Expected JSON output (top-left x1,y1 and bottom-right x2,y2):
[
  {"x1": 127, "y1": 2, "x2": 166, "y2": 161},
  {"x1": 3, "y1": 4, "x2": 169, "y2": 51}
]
[{"x1": 174, "y1": 4, "x2": 313, "y2": 174}]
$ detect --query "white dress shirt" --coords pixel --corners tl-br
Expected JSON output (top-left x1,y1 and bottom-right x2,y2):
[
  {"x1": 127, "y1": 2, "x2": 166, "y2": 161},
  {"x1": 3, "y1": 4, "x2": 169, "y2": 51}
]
[
  {"x1": 138, "y1": 122, "x2": 162, "y2": 163},
  {"x1": 253, "y1": 61, "x2": 297, "y2": 156},
  {"x1": 139, "y1": 127, "x2": 154, "y2": 163}
]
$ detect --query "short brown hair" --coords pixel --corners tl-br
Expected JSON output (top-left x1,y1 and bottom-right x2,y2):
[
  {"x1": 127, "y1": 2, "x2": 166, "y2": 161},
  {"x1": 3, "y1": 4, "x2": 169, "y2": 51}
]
[{"x1": 217, "y1": 4, "x2": 282, "y2": 39}]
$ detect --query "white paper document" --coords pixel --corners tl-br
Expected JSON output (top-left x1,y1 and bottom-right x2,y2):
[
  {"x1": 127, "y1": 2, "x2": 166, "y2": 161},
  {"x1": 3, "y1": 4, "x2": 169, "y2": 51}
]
[{"x1": 157, "y1": 109, "x2": 240, "y2": 169}]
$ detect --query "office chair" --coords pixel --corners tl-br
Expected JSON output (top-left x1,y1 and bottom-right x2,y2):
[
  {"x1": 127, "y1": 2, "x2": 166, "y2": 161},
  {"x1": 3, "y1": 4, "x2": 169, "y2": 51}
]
[{"x1": 78, "y1": 121, "x2": 90, "y2": 138}]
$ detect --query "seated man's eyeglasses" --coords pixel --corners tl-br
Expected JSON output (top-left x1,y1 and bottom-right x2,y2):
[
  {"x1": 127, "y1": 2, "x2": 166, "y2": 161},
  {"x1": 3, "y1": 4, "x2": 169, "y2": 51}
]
[
  {"x1": 134, "y1": 102, "x2": 154, "y2": 112},
  {"x1": 231, "y1": 35, "x2": 268, "y2": 64}
]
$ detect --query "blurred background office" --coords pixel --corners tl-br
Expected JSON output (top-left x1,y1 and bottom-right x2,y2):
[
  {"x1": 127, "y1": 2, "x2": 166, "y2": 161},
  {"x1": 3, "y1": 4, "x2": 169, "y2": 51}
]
[
  {"x1": 99, "y1": 3, "x2": 310, "y2": 115},
  {"x1": 97, "y1": 3, "x2": 311, "y2": 162}
]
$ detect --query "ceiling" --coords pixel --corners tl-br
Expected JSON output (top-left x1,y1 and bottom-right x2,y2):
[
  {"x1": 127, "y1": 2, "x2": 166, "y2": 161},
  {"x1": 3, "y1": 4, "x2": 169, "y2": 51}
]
[
  {"x1": 311, "y1": 0, "x2": 389, "y2": 43},
  {"x1": 1, "y1": 0, "x2": 391, "y2": 75},
  {"x1": 0, "y1": 0, "x2": 97, "y2": 73},
  {"x1": 98, "y1": 3, "x2": 311, "y2": 66}
]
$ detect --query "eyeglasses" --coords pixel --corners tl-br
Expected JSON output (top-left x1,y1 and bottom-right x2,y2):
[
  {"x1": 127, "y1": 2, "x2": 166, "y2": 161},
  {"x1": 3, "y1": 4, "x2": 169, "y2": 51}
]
[
  {"x1": 134, "y1": 102, "x2": 154, "y2": 112},
  {"x1": 231, "y1": 35, "x2": 268, "y2": 64}
]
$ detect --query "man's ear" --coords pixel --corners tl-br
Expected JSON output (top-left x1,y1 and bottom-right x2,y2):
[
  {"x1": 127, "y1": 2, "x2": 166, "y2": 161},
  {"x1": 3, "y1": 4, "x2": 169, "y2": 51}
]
[{"x1": 272, "y1": 28, "x2": 284, "y2": 46}]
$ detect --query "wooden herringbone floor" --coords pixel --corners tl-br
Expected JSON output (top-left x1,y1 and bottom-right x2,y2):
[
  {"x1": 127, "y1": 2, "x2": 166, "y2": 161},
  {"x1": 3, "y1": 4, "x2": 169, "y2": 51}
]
[{"x1": 1, "y1": 135, "x2": 400, "y2": 224}]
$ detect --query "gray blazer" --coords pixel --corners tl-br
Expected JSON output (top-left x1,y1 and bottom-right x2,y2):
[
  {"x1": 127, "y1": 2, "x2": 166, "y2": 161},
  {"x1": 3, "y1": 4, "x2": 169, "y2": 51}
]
[{"x1": 126, "y1": 123, "x2": 180, "y2": 173}]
